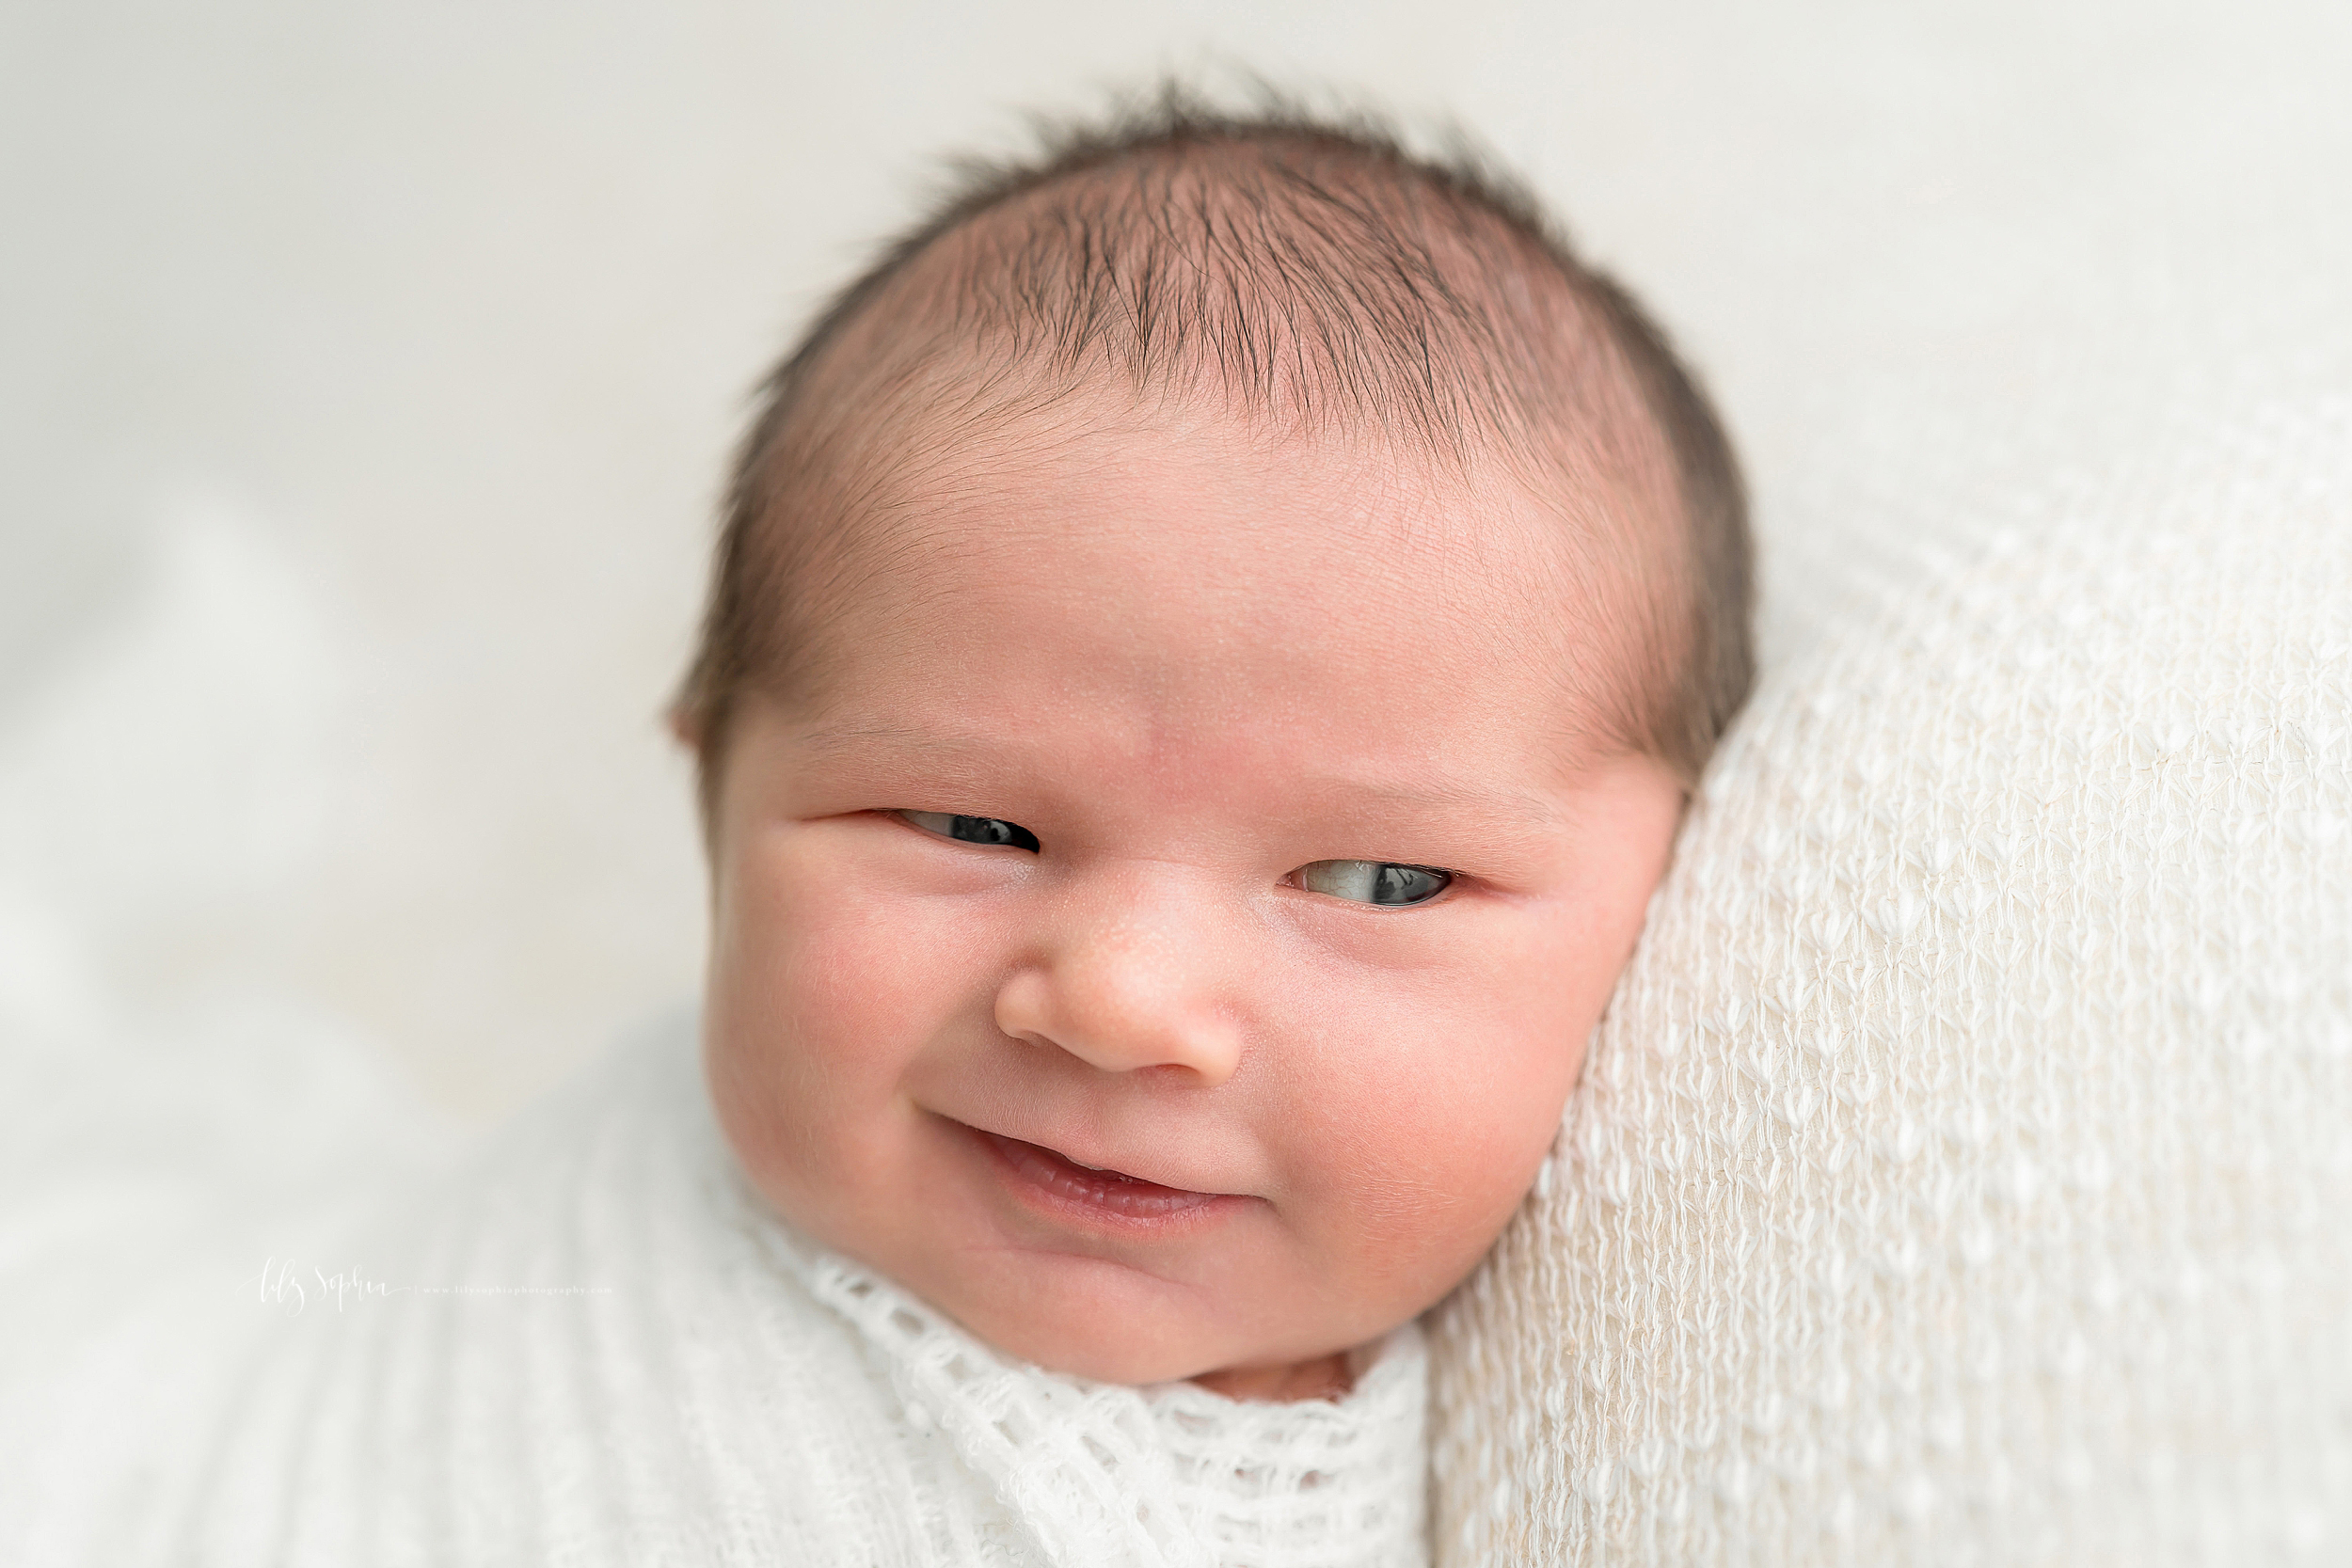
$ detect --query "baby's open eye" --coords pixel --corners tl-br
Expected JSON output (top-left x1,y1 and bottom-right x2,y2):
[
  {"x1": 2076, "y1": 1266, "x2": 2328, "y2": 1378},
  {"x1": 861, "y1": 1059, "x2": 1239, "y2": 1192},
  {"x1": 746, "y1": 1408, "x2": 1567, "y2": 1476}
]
[
  {"x1": 894, "y1": 811, "x2": 1041, "y2": 851},
  {"x1": 1292, "y1": 860, "x2": 1453, "y2": 907}
]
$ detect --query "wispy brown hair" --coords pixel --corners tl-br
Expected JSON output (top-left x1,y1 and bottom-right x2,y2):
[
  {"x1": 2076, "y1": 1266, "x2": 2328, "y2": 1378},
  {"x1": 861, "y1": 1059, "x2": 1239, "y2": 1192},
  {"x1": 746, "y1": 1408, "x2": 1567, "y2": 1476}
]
[{"x1": 676, "y1": 86, "x2": 1754, "y2": 812}]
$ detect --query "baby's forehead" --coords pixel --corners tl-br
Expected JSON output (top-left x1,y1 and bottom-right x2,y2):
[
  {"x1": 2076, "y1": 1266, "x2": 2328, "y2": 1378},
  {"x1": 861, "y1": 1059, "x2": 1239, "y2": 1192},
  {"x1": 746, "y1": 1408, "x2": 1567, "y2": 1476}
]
[
  {"x1": 846, "y1": 372, "x2": 1576, "y2": 575},
  {"x1": 797, "y1": 388, "x2": 1660, "y2": 748}
]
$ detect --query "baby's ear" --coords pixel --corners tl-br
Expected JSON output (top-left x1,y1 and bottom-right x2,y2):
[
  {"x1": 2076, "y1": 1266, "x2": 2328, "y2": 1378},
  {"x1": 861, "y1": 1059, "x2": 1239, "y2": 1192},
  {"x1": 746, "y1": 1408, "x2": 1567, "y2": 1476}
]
[{"x1": 663, "y1": 700, "x2": 704, "y2": 752}]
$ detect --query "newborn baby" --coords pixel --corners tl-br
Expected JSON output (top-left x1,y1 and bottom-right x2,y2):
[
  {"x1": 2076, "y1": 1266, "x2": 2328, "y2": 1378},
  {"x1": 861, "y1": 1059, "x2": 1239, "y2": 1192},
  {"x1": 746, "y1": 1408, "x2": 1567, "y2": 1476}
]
[
  {"x1": 0, "y1": 97, "x2": 1756, "y2": 1568},
  {"x1": 675, "y1": 100, "x2": 1753, "y2": 1417}
]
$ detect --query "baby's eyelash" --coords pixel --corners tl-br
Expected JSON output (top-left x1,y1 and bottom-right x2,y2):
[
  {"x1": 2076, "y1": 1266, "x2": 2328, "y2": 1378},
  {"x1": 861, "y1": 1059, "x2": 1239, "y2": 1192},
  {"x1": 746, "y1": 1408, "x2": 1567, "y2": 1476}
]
[
  {"x1": 1291, "y1": 860, "x2": 1453, "y2": 908},
  {"x1": 893, "y1": 811, "x2": 1041, "y2": 852},
  {"x1": 890, "y1": 816, "x2": 1452, "y2": 905}
]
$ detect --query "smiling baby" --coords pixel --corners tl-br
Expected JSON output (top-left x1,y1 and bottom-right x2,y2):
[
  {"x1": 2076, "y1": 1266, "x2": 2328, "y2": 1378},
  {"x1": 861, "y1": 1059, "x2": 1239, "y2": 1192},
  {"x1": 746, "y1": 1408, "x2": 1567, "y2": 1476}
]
[
  {"x1": 671, "y1": 95, "x2": 1753, "y2": 1559},
  {"x1": 0, "y1": 91, "x2": 1757, "y2": 1568}
]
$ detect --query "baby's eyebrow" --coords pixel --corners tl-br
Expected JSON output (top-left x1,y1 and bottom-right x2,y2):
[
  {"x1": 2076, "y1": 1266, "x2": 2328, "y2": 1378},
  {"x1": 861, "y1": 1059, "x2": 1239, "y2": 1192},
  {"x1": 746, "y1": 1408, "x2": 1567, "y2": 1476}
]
[
  {"x1": 783, "y1": 725, "x2": 1069, "y2": 806},
  {"x1": 1319, "y1": 773, "x2": 1558, "y2": 827},
  {"x1": 1285, "y1": 774, "x2": 1566, "y2": 855},
  {"x1": 790, "y1": 723, "x2": 1562, "y2": 840},
  {"x1": 787, "y1": 724, "x2": 951, "y2": 757}
]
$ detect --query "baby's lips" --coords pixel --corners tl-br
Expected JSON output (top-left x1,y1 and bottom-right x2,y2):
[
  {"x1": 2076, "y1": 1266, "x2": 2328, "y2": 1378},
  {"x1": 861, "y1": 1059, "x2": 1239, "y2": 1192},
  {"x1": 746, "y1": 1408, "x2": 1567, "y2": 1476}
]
[
  {"x1": 975, "y1": 1127, "x2": 1238, "y2": 1222},
  {"x1": 963, "y1": 1119, "x2": 1232, "y2": 1199}
]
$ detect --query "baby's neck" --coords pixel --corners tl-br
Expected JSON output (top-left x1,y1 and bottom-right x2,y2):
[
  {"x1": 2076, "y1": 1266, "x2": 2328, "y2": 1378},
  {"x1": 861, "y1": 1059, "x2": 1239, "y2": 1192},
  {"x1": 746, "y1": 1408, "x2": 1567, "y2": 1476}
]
[{"x1": 1187, "y1": 1351, "x2": 1354, "y2": 1403}]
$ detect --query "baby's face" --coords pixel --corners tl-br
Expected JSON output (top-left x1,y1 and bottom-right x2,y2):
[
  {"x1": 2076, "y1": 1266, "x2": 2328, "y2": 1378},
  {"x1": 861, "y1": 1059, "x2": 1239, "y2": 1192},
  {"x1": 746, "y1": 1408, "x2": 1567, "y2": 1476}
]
[{"x1": 703, "y1": 398, "x2": 1682, "y2": 1387}]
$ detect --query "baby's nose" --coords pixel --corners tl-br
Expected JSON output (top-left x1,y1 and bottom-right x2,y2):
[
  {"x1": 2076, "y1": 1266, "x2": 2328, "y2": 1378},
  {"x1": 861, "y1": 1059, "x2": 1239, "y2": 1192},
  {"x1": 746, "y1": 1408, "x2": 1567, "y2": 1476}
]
[{"x1": 991, "y1": 866, "x2": 1245, "y2": 1085}]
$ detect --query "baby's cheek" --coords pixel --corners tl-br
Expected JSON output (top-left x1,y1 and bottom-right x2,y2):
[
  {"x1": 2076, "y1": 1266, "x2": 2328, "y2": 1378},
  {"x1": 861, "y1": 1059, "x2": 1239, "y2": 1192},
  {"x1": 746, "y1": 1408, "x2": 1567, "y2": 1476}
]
[
  {"x1": 707, "y1": 841, "x2": 986, "y2": 1203},
  {"x1": 1375, "y1": 873, "x2": 1662, "y2": 1253},
  {"x1": 1285, "y1": 929, "x2": 1596, "y2": 1302},
  {"x1": 739, "y1": 904, "x2": 954, "y2": 1099}
]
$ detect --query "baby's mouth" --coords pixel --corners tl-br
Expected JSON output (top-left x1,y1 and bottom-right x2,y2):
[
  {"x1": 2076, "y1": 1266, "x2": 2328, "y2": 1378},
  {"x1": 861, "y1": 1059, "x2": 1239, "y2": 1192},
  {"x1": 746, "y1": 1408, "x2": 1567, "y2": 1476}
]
[{"x1": 972, "y1": 1128, "x2": 1225, "y2": 1221}]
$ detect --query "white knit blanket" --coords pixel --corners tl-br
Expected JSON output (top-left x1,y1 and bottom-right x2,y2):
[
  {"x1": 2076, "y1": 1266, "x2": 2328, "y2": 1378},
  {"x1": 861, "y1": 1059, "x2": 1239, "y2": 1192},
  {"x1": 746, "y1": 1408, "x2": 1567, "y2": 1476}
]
[
  {"x1": 0, "y1": 1020, "x2": 1428, "y2": 1566},
  {"x1": 1429, "y1": 404, "x2": 2352, "y2": 1562}
]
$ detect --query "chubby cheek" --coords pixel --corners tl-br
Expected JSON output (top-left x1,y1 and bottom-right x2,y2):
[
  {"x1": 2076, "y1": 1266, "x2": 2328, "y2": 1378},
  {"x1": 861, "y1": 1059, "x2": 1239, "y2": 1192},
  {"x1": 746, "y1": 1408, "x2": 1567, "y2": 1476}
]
[
  {"x1": 1279, "y1": 896, "x2": 1630, "y2": 1318},
  {"x1": 703, "y1": 822, "x2": 994, "y2": 1231},
  {"x1": 1323, "y1": 1013, "x2": 1575, "y2": 1291}
]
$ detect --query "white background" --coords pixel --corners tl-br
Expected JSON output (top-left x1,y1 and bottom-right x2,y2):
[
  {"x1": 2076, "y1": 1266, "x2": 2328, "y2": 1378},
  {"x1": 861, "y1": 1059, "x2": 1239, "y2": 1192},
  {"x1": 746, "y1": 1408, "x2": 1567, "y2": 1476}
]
[{"x1": 5, "y1": 0, "x2": 2347, "y2": 1121}]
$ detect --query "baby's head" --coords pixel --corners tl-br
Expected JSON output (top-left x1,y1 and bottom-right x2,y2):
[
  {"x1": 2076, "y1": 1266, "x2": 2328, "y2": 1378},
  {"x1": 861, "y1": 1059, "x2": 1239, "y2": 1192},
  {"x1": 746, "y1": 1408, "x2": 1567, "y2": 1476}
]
[{"x1": 676, "y1": 99, "x2": 1753, "y2": 1395}]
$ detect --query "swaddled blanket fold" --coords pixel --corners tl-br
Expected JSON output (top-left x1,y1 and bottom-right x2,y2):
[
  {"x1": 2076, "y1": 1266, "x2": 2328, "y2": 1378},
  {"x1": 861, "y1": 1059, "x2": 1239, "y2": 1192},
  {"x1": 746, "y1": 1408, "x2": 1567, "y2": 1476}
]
[{"x1": 0, "y1": 1019, "x2": 1427, "y2": 1566}]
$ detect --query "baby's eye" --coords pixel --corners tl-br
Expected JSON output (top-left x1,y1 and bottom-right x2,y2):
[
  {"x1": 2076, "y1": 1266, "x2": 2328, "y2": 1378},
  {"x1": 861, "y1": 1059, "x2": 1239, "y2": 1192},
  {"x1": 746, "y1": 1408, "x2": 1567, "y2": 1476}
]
[
  {"x1": 895, "y1": 811, "x2": 1041, "y2": 852},
  {"x1": 1292, "y1": 860, "x2": 1452, "y2": 907}
]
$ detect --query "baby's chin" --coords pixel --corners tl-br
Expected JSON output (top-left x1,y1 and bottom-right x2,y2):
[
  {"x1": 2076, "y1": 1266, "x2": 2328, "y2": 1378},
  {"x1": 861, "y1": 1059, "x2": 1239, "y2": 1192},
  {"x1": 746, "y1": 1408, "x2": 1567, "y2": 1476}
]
[
  {"x1": 886, "y1": 1227, "x2": 1457, "y2": 1392},
  {"x1": 912, "y1": 1251, "x2": 1325, "y2": 1387},
  {"x1": 956, "y1": 1293, "x2": 1362, "y2": 1392}
]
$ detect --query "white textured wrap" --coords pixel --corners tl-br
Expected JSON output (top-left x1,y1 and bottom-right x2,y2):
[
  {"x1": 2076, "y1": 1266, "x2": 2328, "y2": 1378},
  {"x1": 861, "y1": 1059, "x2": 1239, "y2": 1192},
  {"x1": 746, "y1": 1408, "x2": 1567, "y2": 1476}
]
[
  {"x1": 1428, "y1": 404, "x2": 2352, "y2": 1564},
  {"x1": 0, "y1": 1022, "x2": 1428, "y2": 1567}
]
